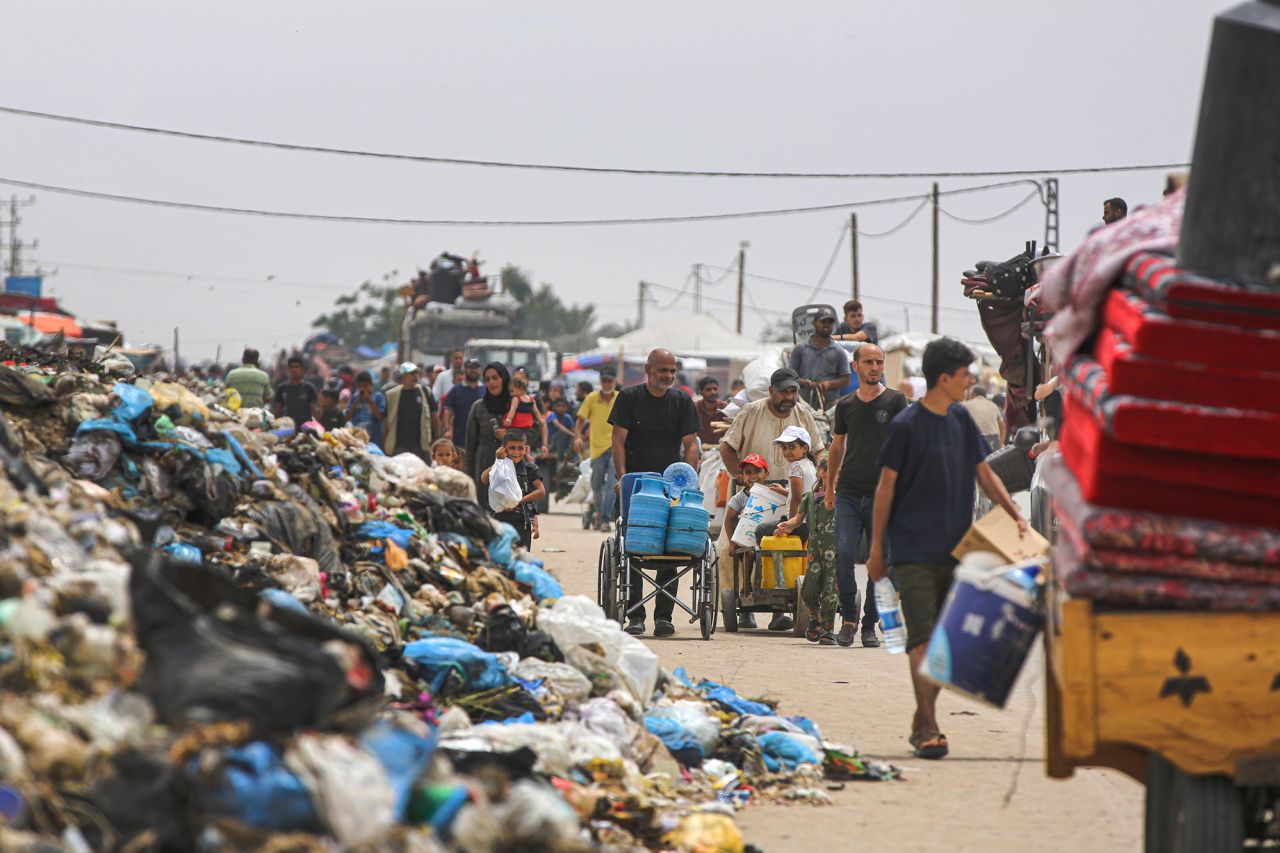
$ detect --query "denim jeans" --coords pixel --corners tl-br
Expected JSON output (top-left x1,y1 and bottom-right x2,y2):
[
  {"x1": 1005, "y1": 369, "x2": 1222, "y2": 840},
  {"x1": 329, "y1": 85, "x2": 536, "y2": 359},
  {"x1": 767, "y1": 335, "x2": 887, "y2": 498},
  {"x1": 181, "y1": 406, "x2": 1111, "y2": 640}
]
[
  {"x1": 834, "y1": 492, "x2": 880, "y2": 627},
  {"x1": 590, "y1": 450, "x2": 616, "y2": 524}
]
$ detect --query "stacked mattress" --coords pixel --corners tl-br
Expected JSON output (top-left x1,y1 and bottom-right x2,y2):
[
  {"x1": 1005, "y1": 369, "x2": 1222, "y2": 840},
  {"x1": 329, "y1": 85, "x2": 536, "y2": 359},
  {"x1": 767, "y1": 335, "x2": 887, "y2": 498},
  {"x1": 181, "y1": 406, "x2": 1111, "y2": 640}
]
[{"x1": 1053, "y1": 252, "x2": 1280, "y2": 609}]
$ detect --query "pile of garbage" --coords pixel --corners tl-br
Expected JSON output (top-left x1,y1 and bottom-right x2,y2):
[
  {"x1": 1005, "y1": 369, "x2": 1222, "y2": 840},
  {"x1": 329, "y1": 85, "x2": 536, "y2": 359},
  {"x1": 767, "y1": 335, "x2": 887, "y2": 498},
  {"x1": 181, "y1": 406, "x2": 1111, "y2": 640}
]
[{"x1": 0, "y1": 351, "x2": 898, "y2": 852}]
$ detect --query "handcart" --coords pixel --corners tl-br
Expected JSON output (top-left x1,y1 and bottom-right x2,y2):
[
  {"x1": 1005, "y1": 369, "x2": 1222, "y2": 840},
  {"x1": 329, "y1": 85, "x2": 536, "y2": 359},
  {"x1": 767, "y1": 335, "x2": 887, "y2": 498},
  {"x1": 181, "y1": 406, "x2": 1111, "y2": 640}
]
[
  {"x1": 597, "y1": 474, "x2": 719, "y2": 640},
  {"x1": 719, "y1": 542, "x2": 810, "y2": 637}
]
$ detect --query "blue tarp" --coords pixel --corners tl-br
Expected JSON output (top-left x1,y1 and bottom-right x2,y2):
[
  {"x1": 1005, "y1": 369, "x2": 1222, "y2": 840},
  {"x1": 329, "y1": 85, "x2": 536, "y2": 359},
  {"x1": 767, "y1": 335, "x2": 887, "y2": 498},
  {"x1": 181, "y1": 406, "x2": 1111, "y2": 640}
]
[
  {"x1": 192, "y1": 742, "x2": 319, "y2": 832},
  {"x1": 355, "y1": 521, "x2": 415, "y2": 550},
  {"x1": 75, "y1": 419, "x2": 138, "y2": 445},
  {"x1": 645, "y1": 714, "x2": 708, "y2": 764},
  {"x1": 402, "y1": 637, "x2": 511, "y2": 695},
  {"x1": 359, "y1": 719, "x2": 436, "y2": 820},
  {"x1": 511, "y1": 560, "x2": 563, "y2": 601}
]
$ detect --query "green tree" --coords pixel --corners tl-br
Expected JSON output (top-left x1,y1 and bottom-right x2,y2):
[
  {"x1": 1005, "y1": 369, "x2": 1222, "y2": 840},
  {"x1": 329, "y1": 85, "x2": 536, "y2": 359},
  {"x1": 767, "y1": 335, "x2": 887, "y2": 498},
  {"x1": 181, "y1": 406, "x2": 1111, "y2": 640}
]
[
  {"x1": 758, "y1": 318, "x2": 794, "y2": 344},
  {"x1": 310, "y1": 271, "x2": 403, "y2": 350}
]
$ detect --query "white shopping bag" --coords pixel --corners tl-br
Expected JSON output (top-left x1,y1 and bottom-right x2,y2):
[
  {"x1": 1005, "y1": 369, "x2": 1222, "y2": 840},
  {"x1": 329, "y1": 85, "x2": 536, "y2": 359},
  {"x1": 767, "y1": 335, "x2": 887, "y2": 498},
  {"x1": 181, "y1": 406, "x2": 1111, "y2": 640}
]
[
  {"x1": 730, "y1": 483, "x2": 788, "y2": 548},
  {"x1": 488, "y1": 458, "x2": 524, "y2": 512}
]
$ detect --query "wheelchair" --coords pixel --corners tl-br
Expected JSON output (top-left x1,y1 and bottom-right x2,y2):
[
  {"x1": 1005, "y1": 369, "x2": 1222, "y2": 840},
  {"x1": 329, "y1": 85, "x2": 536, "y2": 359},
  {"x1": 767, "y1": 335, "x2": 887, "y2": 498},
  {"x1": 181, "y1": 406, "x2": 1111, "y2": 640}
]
[{"x1": 597, "y1": 473, "x2": 719, "y2": 640}]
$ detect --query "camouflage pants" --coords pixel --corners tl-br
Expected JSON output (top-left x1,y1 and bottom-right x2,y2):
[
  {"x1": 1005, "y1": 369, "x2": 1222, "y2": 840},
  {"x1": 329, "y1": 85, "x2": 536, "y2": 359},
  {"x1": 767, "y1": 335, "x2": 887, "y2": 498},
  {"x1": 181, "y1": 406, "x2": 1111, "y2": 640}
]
[{"x1": 801, "y1": 548, "x2": 840, "y2": 628}]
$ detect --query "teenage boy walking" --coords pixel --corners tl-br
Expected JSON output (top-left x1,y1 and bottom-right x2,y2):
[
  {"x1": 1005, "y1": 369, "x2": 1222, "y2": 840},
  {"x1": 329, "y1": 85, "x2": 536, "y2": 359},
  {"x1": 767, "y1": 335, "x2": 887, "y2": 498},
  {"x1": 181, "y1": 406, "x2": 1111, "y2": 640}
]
[{"x1": 866, "y1": 338, "x2": 1028, "y2": 761}]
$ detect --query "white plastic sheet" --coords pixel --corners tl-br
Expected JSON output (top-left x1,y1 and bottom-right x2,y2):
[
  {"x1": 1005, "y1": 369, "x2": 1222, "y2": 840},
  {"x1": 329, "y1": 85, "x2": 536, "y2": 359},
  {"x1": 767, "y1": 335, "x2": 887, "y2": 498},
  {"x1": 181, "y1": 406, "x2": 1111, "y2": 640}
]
[{"x1": 537, "y1": 595, "x2": 659, "y2": 703}]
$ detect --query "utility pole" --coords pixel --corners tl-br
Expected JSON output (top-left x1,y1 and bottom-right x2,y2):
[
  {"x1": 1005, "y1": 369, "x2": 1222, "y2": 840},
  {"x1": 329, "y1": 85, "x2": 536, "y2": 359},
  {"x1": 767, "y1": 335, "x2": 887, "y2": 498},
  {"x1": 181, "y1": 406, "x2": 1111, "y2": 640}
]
[
  {"x1": 692, "y1": 264, "x2": 703, "y2": 314},
  {"x1": 1043, "y1": 178, "x2": 1060, "y2": 253},
  {"x1": 850, "y1": 212, "x2": 860, "y2": 300},
  {"x1": 930, "y1": 182, "x2": 940, "y2": 334},
  {"x1": 1, "y1": 195, "x2": 38, "y2": 280},
  {"x1": 173, "y1": 328, "x2": 181, "y2": 373},
  {"x1": 735, "y1": 242, "x2": 748, "y2": 333}
]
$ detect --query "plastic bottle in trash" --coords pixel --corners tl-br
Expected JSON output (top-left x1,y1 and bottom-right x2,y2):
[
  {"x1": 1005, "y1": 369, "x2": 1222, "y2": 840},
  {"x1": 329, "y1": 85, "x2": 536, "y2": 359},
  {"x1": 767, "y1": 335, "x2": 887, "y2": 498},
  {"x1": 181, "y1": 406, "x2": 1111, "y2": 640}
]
[{"x1": 874, "y1": 578, "x2": 907, "y2": 654}]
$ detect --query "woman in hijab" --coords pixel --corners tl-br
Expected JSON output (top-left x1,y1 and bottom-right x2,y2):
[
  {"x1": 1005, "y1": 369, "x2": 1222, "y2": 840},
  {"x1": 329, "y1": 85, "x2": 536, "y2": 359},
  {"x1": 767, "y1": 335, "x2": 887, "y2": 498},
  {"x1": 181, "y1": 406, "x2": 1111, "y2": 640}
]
[{"x1": 466, "y1": 362, "x2": 511, "y2": 508}]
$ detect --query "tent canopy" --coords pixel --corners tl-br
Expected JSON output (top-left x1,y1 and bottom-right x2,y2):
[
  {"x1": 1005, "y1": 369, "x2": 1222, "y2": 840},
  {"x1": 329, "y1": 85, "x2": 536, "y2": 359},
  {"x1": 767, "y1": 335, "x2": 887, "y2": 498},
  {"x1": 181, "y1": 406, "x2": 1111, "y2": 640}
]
[
  {"x1": 18, "y1": 313, "x2": 82, "y2": 337},
  {"x1": 578, "y1": 312, "x2": 761, "y2": 360}
]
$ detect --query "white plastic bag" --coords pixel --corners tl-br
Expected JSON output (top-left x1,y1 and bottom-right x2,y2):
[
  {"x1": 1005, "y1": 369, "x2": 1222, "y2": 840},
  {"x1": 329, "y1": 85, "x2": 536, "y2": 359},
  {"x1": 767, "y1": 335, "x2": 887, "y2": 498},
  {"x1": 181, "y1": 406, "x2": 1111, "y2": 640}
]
[
  {"x1": 537, "y1": 595, "x2": 659, "y2": 703},
  {"x1": 730, "y1": 484, "x2": 788, "y2": 548},
  {"x1": 565, "y1": 458, "x2": 593, "y2": 505},
  {"x1": 488, "y1": 457, "x2": 523, "y2": 512}
]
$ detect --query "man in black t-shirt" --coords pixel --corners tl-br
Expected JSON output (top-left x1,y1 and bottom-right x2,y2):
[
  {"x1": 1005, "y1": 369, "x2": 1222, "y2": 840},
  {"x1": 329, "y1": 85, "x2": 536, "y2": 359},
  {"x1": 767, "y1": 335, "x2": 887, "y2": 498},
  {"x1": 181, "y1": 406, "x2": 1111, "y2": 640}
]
[
  {"x1": 272, "y1": 356, "x2": 319, "y2": 426},
  {"x1": 824, "y1": 345, "x2": 907, "y2": 648},
  {"x1": 608, "y1": 348, "x2": 701, "y2": 637}
]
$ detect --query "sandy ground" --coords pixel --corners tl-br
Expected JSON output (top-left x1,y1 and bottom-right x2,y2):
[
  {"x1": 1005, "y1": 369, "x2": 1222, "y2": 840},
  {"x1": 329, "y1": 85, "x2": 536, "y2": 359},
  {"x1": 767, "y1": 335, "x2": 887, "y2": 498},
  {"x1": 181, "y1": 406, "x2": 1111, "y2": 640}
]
[{"x1": 534, "y1": 503, "x2": 1144, "y2": 853}]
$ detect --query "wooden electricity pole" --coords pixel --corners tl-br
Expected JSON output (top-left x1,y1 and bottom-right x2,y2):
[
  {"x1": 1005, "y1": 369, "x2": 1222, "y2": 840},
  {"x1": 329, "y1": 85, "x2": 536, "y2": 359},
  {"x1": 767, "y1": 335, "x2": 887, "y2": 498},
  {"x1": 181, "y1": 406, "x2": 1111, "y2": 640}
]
[
  {"x1": 735, "y1": 242, "x2": 747, "y2": 333},
  {"x1": 850, "y1": 212, "x2": 859, "y2": 300},
  {"x1": 930, "y1": 182, "x2": 940, "y2": 334}
]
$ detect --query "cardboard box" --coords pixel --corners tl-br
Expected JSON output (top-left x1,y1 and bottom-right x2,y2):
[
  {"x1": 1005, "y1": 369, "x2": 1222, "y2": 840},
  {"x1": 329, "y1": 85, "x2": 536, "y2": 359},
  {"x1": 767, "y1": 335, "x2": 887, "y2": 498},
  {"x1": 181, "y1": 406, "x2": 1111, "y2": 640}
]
[{"x1": 951, "y1": 506, "x2": 1050, "y2": 564}]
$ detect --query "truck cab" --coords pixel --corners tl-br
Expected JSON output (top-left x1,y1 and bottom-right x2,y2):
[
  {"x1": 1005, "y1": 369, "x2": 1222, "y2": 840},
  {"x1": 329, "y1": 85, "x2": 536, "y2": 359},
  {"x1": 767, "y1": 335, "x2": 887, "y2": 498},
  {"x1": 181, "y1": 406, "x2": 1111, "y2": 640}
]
[{"x1": 464, "y1": 339, "x2": 555, "y2": 391}]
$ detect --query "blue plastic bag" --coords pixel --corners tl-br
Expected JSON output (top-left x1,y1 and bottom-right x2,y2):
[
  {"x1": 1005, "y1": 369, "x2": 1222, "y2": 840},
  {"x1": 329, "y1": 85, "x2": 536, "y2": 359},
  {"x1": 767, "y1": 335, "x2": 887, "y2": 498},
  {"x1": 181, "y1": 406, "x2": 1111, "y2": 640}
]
[
  {"x1": 402, "y1": 637, "x2": 511, "y2": 695},
  {"x1": 757, "y1": 731, "x2": 820, "y2": 772},
  {"x1": 75, "y1": 418, "x2": 138, "y2": 445},
  {"x1": 487, "y1": 523, "x2": 519, "y2": 568},
  {"x1": 644, "y1": 714, "x2": 707, "y2": 765},
  {"x1": 785, "y1": 715, "x2": 823, "y2": 741},
  {"x1": 112, "y1": 382, "x2": 155, "y2": 422},
  {"x1": 258, "y1": 588, "x2": 309, "y2": 614},
  {"x1": 193, "y1": 742, "x2": 319, "y2": 832},
  {"x1": 511, "y1": 560, "x2": 563, "y2": 601},
  {"x1": 359, "y1": 719, "x2": 436, "y2": 820},
  {"x1": 161, "y1": 543, "x2": 203, "y2": 565},
  {"x1": 356, "y1": 521, "x2": 415, "y2": 550},
  {"x1": 703, "y1": 685, "x2": 774, "y2": 717}
]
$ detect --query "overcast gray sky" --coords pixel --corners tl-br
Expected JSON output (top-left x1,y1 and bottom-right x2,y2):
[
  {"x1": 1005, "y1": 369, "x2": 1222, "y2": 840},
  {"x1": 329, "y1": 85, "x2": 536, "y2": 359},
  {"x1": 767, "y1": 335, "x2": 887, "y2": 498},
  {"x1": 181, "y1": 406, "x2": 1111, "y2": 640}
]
[{"x1": 1, "y1": 0, "x2": 1224, "y2": 360}]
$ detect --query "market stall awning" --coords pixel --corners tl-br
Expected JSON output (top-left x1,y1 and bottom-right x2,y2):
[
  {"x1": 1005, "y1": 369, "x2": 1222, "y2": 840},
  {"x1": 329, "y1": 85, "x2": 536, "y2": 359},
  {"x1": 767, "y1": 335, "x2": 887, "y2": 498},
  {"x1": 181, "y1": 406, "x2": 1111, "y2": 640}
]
[{"x1": 19, "y1": 313, "x2": 82, "y2": 336}]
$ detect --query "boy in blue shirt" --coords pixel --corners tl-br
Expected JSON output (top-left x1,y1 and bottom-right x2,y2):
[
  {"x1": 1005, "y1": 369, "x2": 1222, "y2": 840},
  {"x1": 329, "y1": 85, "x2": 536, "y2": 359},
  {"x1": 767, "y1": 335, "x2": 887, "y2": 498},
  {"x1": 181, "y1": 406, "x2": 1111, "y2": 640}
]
[{"x1": 866, "y1": 338, "x2": 1028, "y2": 761}]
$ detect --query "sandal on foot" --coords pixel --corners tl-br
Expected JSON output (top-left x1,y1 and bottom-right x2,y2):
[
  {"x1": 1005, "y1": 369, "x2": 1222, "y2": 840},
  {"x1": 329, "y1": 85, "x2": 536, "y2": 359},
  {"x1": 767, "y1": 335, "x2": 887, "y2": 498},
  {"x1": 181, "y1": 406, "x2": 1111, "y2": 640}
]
[
  {"x1": 804, "y1": 620, "x2": 822, "y2": 643},
  {"x1": 909, "y1": 733, "x2": 949, "y2": 760},
  {"x1": 817, "y1": 630, "x2": 837, "y2": 646}
]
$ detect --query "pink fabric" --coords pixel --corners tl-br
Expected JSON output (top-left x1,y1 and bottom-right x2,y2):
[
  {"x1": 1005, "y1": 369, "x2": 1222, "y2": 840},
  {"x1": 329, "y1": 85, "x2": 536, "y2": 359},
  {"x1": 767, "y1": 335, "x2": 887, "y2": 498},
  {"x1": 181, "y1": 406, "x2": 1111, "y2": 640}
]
[{"x1": 1042, "y1": 189, "x2": 1184, "y2": 366}]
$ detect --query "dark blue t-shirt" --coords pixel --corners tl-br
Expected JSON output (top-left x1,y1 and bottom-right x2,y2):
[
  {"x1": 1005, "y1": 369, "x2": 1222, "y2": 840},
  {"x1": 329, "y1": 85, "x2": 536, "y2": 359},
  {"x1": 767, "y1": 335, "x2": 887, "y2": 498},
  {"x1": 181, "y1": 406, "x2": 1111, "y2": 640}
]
[
  {"x1": 443, "y1": 383, "x2": 485, "y2": 445},
  {"x1": 877, "y1": 402, "x2": 987, "y2": 565}
]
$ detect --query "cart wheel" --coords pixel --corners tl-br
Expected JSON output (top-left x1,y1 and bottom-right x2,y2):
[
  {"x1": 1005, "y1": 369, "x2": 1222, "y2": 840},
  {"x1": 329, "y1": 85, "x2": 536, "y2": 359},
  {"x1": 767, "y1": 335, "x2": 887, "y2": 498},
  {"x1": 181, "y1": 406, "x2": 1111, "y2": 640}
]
[
  {"x1": 1146, "y1": 753, "x2": 1246, "y2": 853},
  {"x1": 721, "y1": 588, "x2": 739, "y2": 633},
  {"x1": 793, "y1": 575, "x2": 811, "y2": 638},
  {"x1": 700, "y1": 603, "x2": 715, "y2": 640}
]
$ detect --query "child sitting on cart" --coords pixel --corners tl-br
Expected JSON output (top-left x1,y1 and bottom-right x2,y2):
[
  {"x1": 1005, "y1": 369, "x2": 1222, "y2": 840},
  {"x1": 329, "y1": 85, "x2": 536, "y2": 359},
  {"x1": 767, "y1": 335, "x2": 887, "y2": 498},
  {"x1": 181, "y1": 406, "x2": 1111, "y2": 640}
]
[
  {"x1": 724, "y1": 453, "x2": 789, "y2": 630},
  {"x1": 778, "y1": 456, "x2": 839, "y2": 645}
]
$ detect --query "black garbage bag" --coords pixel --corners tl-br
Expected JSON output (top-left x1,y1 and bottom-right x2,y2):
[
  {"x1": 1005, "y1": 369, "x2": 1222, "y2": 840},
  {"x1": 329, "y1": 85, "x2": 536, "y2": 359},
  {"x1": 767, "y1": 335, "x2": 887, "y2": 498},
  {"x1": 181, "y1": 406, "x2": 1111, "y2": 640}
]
[
  {"x1": 246, "y1": 496, "x2": 342, "y2": 578},
  {"x1": 0, "y1": 364, "x2": 55, "y2": 408},
  {"x1": 478, "y1": 605, "x2": 564, "y2": 663},
  {"x1": 446, "y1": 498, "x2": 495, "y2": 542},
  {"x1": 129, "y1": 549, "x2": 380, "y2": 732},
  {"x1": 85, "y1": 748, "x2": 192, "y2": 852},
  {"x1": 63, "y1": 431, "x2": 123, "y2": 480},
  {"x1": 173, "y1": 454, "x2": 241, "y2": 522}
]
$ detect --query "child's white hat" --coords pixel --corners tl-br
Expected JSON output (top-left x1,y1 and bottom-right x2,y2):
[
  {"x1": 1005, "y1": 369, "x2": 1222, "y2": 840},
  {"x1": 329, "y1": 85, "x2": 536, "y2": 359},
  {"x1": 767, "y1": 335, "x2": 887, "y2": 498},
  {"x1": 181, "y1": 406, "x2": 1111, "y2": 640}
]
[{"x1": 773, "y1": 425, "x2": 812, "y2": 446}]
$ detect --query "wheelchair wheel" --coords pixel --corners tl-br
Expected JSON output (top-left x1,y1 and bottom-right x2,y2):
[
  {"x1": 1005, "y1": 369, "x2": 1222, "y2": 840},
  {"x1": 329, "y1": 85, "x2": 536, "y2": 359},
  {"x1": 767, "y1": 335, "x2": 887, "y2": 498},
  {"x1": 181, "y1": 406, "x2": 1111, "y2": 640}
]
[
  {"x1": 698, "y1": 542, "x2": 719, "y2": 640},
  {"x1": 597, "y1": 538, "x2": 617, "y2": 620}
]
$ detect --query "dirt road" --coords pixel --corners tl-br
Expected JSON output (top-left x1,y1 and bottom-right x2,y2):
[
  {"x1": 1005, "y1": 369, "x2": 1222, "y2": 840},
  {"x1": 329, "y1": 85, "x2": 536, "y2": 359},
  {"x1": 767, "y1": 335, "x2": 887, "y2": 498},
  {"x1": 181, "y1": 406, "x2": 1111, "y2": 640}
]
[{"x1": 535, "y1": 505, "x2": 1143, "y2": 853}]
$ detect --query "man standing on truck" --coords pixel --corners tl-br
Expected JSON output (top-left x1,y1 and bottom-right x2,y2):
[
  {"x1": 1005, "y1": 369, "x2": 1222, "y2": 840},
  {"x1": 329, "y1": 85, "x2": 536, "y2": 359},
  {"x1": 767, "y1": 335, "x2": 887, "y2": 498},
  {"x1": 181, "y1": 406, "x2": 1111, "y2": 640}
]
[
  {"x1": 790, "y1": 306, "x2": 852, "y2": 410},
  {"x1": 225, "y1": 348, "x2": 272, "y2": 410},
  {"x1": 824, "y1": 344, "x2": 906, "y2": 648},
  {"x1": 575, "y1": 367, "x2": 619, "y2": 532},
  {"x1": 866, "y1": 338, "x2": 1028, "y2": 761},
  {"x1": 609, "y1": 349, "x2": 701, "y2": 637}
]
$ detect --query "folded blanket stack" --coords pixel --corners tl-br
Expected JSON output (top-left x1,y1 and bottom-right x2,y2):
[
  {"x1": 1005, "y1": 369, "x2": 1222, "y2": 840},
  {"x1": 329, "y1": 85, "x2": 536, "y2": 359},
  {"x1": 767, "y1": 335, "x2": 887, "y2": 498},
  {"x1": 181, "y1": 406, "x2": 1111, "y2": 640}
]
[{"x1": 1049, "y1": 251, "x2": 1280, "y2": 610}]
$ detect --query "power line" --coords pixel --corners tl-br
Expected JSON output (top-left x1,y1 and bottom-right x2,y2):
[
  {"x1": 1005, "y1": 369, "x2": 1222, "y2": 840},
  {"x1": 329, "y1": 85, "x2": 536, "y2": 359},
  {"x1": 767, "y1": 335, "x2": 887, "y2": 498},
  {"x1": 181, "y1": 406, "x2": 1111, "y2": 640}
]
[
  {"x1": 938, "y1": 188, "x2": 1042, "y2": 224},
  {"x1": 854, "y1": 198, "x2": 931, "y2": 237},
  {"x1": 0, "y1": 104, "x2": 1191, "y2": 180},
  {"x1": 700, "y1": 264, "x2": 973, "y2": 314},
  {"x1": 647, "y1": 280, "x2": 788, "y2": 317},
  {"x1": 45, "y1": 259, "x2": 355, "y2": 291},
  {"x1": 801, "y1": 222, "x2": 849, "y2": 303},
  {"x1": 652, "y1": 271, "x2": 698, "y2": 310},
  {"x1": 0, "y1": 175, "x2": 1036, "y2": 228}
]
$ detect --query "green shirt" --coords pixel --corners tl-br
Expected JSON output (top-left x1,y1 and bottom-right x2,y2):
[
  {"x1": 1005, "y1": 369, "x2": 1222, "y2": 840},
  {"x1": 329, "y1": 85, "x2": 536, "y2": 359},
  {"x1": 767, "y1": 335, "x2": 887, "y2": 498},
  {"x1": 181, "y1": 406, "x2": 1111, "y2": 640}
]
[{"x1": 225, "y1": 364, "x2": 272, "y2": 409}]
